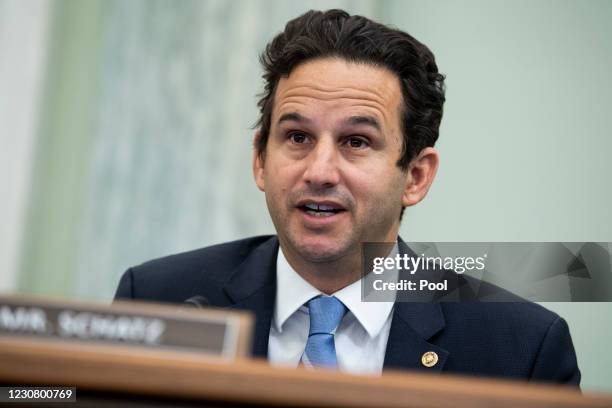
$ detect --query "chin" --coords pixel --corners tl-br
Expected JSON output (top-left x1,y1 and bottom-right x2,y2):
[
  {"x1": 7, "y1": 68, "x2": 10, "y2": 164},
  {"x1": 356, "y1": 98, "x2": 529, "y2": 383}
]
[{"x1": 289, "y1": 234, "x2": 354, "y2": 263}]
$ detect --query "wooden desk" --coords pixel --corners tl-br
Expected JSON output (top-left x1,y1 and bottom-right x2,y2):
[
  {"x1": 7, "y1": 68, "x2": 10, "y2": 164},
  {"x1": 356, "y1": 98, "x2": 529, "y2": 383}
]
[{"x1": 0, "y1": 336, "x2": 610, "y2": 407}]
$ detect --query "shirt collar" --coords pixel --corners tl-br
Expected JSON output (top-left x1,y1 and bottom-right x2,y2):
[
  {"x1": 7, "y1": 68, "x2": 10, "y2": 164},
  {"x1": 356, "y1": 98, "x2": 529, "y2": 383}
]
[{"x1": 274, "y1": 245, "x2": 396, "y2": 338}]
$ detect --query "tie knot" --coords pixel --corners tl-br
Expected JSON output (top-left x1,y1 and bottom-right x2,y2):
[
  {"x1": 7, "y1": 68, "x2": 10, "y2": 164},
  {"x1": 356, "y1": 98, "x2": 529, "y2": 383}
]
[{"x1": 307, "y1": 296, "x2": 347, "y2": 336}]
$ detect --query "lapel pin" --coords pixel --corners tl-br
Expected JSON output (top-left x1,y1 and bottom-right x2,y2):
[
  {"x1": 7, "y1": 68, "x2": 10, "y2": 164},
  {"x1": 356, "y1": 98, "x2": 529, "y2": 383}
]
[{"x1": 421, "y1": 351, "x2": 438, "y2": 368}]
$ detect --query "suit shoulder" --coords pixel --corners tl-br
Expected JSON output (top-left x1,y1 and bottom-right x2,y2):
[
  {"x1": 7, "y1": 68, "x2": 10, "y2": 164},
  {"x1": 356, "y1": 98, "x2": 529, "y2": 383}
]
[
  {"x1": 134, "y1": 235, "x2": 275, "y2": 274},
  {"x1": 452, "y1": 273, "x2": 561, "y2": 327},
  {"x1": 120, "y1": 235, "x2": 276, "y2": 301},
  {"x1": 490, "y1": 301, "x2": 561, "y2": 328},
  {"x1": 442, "y1": 300, "x2": 562, "y2": 343}
]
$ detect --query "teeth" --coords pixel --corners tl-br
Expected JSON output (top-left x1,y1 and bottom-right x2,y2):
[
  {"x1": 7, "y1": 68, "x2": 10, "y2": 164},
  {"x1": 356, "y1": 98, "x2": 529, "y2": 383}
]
[
  {"x1": 306, "y1": 210, "x2": 334, "y2": 217},
  {"x1": 303, "y1": 203, "x2": 340, "y2": 211}
]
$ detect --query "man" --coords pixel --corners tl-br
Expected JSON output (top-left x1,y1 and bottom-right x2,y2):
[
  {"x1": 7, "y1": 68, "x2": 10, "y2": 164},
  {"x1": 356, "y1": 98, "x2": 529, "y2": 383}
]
[{"x1": 115, "y1": 9, "x2": 580, "y2": 384}]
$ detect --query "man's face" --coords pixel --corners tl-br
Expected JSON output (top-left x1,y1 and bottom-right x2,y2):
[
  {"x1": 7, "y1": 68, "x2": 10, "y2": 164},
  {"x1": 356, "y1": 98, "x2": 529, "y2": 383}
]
[{"x1": 254, "y1": 57, "x2": 411, "y2": 264}]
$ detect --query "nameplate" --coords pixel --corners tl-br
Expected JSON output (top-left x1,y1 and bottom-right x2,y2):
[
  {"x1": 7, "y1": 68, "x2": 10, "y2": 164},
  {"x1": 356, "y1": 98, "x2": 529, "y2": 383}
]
[{"x1": 0, "y1": 295, "x2": 253, "y2": 360}]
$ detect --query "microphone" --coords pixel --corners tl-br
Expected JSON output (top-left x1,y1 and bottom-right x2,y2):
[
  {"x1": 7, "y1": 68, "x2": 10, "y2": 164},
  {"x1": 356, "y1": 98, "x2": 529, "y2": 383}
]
[{"x1": 184, "y1": 295, "x2": 210, "y2": 309}]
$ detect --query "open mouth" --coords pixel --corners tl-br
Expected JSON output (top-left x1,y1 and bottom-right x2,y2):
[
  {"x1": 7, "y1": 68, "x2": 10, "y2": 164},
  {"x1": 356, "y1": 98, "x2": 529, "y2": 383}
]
[{"x1": 297, "y1": 202, "x2": 347, "y2": 218}]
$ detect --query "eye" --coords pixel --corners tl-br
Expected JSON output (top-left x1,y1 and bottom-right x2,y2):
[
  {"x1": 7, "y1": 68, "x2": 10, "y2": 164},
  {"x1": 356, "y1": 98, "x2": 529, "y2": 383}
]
[
  {"x1": 344, "y1": 136, "x2": 369, "y2": 149},
  {"x1": 288, "y1": 131, "x2": 310, "y2": 144}
]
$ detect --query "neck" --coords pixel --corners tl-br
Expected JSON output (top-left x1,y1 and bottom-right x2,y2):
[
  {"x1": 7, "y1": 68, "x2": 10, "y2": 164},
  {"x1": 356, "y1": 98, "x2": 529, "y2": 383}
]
[
  {"x1": 287, "y1": 249, "x2": 362, "y2": 295},
  {"x1": 280, "y1": 233, "x2": 399, "y2": 295}
]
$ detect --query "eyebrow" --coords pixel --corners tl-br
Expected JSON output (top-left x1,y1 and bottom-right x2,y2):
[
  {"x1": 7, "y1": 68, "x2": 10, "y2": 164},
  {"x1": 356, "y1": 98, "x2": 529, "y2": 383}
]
[
  {"x1": 343, "y1": 115, "x2": 381, "y2": 131},
  {"x1": 277, "y1": 112, "x2": 381, "y2": 131},
  {"x1": 277, "y1": 112, "x2": 311, "y2": 125}
]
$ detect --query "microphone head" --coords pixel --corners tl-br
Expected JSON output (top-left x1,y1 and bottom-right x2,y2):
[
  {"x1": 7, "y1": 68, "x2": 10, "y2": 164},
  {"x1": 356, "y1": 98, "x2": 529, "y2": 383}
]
[{"x1": 184, "y1": 295, "x2": 210, "y2": 309}]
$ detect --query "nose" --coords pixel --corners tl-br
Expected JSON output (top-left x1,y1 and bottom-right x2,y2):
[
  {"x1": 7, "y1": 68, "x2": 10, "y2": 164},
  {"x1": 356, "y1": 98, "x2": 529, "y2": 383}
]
[{"x1": 302, "y1": 136, "x2": 341, "y2": 189}]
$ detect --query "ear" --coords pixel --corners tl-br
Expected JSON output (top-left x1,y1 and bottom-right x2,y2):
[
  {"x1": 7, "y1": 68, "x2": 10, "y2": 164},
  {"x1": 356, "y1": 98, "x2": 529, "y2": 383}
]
[
  {"x1": 402, "y1": 147, "x2": 439, "y2": 207},
  {"x1": 252, "y1": 130, "x2": 266, "y2": 192}
]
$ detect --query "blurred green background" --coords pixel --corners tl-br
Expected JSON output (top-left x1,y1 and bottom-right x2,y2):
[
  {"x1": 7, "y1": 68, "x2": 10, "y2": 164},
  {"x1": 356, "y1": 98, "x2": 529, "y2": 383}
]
[{"x1": 1, "y1": 0, "x2": 610, "y2": 391}]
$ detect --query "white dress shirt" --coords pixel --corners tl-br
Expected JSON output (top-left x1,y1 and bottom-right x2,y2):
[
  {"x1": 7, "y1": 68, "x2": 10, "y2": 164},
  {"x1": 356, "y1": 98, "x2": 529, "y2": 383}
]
[{"x1": 268, "y1": 247, "x2": 396, "y2": 375}]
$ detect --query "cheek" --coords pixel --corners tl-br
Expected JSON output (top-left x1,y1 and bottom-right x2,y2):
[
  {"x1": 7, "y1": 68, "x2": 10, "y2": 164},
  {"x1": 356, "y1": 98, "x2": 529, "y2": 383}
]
[
  {"x1": 263, "y1": 158, "x2": 304, "y2": 195},
  {"x1": 349, "y1": 164, "x2": 406, "y2": 209}
]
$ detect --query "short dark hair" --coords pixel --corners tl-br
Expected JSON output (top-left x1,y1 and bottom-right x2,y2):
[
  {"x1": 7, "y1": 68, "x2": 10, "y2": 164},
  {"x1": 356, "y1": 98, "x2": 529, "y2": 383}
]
[{"x1": 255, "y1": 9, "x2": 445, "y2": 219}]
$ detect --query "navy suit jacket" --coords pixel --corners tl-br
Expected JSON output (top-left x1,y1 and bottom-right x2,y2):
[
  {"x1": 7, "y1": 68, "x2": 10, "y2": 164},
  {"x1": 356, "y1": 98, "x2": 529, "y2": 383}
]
[{"x1": 114, "y1": 235, "x2": 580, "y2": 385}]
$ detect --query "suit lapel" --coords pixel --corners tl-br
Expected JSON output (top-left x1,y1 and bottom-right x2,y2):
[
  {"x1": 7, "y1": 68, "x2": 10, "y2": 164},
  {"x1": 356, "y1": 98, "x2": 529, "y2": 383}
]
[
  {"x1": 223, "y1": 236, "x2": 279, "y2": 358},
  {"x1": 383, "y1": 238, "x2": 450, "y2": 372},
  {"x1": 383, "y1": 302, "x2": 449, "y2": 373}
]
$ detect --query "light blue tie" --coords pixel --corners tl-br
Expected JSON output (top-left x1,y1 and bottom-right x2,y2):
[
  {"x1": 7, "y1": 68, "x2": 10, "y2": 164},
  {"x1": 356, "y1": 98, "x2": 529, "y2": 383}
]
[{"x1": 303, "y1": 296, "x2": 347, "y2": 368}]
